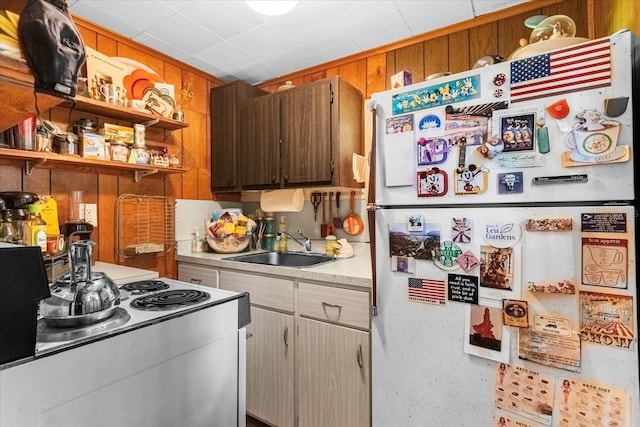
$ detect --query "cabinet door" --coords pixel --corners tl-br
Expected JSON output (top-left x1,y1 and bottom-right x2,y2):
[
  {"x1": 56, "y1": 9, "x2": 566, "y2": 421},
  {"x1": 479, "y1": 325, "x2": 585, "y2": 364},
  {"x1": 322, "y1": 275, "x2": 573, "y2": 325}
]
[
  {"x1": 240, "y1": 95, "x2": 281, "y2": 188},
  {"x1": 297, "y1": 317, "x2": 370, "y2": 427},
  {"x1": 210, "y1": 82, "x2": 265, "y2": 191},
  {"x1": 246, "y1": 306, "x2": 295, "y2": 427},
  {"x1": 280, "y1": 81, "x2": 333, "y2": 186}
]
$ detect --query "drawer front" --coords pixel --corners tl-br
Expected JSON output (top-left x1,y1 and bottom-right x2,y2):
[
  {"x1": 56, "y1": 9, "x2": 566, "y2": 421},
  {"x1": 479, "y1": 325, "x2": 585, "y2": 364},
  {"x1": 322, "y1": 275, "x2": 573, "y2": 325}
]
[
  {"x1": 298, "y1": 281, "x2": 370, "y2": 330},
  {"x1": 220, "y1": 270, "x2": 294, "y2": 313},
  {"x1": 178, "y1": 263, "x2": 218, "y2": 288}
]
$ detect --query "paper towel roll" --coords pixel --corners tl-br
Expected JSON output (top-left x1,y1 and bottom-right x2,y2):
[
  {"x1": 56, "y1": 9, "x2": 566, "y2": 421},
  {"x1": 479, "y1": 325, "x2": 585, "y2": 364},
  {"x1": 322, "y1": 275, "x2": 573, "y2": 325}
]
[{"x1": 260, "y1": 189, "x2": 305, "y2": 212}]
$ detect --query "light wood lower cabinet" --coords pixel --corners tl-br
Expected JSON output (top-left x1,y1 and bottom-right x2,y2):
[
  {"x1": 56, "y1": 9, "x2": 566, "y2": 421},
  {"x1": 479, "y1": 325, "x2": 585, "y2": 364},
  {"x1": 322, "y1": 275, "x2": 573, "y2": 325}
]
[
  {"x1": 246, "y1": 306, "x2": 295, "y2": 427},
  {"x1": 217, "y1": 268, "x2": 370, "y2": 427},
  {"x1": 177, "y1": 263, "x2": 219, "y2": 288},
  {"x1": 297, "y1": 317, "x2": 370, "y2": 427}
]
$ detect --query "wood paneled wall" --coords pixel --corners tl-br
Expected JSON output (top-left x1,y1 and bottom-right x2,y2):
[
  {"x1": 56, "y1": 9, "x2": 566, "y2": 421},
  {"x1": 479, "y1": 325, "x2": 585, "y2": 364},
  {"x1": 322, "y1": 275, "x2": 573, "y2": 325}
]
[{"x1": 1, "y1": 0, "x2": 637, "y2": 277}]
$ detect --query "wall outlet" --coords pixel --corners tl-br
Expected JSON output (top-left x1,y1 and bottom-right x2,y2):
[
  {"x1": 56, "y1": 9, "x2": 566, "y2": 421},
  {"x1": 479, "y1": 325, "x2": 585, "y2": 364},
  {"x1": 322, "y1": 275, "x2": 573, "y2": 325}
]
[{"x1": 84, "y1": 204, "x2": 98, "y2": 226}]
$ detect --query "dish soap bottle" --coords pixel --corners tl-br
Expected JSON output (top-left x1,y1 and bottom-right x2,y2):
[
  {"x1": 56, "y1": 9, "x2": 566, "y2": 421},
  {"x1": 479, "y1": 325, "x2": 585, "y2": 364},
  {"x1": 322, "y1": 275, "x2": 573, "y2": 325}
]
[{"x1": 277, "y1": 216, "x2": 288, "y2": 253}]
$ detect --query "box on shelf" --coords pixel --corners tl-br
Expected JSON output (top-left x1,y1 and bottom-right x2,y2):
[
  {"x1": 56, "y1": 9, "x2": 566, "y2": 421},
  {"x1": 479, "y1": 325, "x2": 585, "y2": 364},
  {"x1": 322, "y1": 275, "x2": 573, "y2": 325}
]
[
  {"x1": 391, "y1": 70, "x2": 412, "y2": 89},
  {"x1": 103, "y1": 123, "x2": 134, "y2": 145},
  {"x1": 81, "y1": 133, "x2": 107, "y2": 160}
]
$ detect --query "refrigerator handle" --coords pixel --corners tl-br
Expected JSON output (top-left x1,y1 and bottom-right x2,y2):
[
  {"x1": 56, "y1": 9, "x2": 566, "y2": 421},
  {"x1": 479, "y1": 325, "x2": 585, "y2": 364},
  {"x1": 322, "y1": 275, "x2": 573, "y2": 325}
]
[{"x1": 368, "y1": 100, "x2": 378, "y2": 316}]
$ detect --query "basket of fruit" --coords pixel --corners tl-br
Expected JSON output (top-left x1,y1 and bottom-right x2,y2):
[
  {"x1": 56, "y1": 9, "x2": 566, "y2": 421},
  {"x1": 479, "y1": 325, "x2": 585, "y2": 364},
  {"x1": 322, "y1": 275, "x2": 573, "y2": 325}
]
[{"x1": 205, "y1": 211, "x2": 255, "y2": 253}]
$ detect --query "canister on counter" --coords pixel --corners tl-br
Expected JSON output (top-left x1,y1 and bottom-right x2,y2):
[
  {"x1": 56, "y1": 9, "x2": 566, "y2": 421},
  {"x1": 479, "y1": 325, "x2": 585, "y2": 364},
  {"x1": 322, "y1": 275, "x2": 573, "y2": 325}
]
[
  {"x1": 262, "y1": 233, "x2": 275, "y2": 251},
  {"x1": 325, "y1": 235, "x2": 337, "y2": 256}
]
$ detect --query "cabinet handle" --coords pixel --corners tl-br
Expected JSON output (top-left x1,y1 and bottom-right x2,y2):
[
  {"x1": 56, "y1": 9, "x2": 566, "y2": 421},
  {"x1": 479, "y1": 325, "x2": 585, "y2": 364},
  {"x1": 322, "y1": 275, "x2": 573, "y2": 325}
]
[
  {"x1": 271, "y1": 175, "x2": 277, "y2": 183},
  {"x1": 283, "y1": 174, "x2": 289, "y2": 182},
  {"x1": 190, "y1": 278, "x2": 202, "y2": 284},
  {"x1": 246, "y1": 333, "x2": 254, "y2": 339},
  {"x1": 357, "y1": 344, "x2": 363, "y2": 368},
  {"x1": 321, "y1": 301, "x2": 342, "y2": 309},
  {"x1": 284, "y1": 326, "x2": 289, "y2": 346}
]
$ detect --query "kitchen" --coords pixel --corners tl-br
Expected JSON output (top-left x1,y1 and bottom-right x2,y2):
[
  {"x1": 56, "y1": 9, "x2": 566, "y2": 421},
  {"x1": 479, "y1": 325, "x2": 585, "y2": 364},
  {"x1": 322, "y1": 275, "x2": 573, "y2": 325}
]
[{"x1": 1, "y1": 0, "x2": 639, "y2": 426}]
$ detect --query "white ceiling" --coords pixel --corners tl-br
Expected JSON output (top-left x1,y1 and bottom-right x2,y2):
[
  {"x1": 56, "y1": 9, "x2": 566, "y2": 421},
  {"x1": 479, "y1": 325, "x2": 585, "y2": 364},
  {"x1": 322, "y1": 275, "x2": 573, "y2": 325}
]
[{"x1": 69, "y1": 0, "x2": 530, "y2": 85}]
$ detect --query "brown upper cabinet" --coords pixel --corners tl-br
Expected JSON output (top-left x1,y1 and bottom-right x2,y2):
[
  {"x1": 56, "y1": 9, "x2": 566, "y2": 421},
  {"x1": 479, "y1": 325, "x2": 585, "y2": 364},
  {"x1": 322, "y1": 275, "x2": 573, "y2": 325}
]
[
  {"x1": 210, "y1": 81, "x2": 267, "y2": 192},
  {"x1": 239, "y1": 76, "x2": 363, "y2": 189}
]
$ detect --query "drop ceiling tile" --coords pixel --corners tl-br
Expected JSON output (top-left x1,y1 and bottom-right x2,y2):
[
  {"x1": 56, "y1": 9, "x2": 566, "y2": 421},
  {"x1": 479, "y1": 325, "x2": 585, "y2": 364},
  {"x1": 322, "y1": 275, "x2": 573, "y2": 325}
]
[
  {"x1": 302, "y1": 34, "x2": 362, "y2": 64},
  {"x1": 472, "y1": 0, "x2": 529, "y2": 16},
  {"x1": 184, "y1": 57, "x2": 234, "y2": 81},
  {"x1": 396, "y1": 1, "x2": 475, "y2": 34},
  {"x1": 232, "y1": 62, "x2": 280, "y2": 85},
  {"x1": 74, "y1": 0, "x2": 177, "y2": 32},
  {"x1": 229, "y1": 24, "x2": 297, "y2": 62},
  {"x1": 133, "y1": 32, "x2": 191, "y2": 62},
  {"x1": 70, "y1": 2, "x2": 141, "y2": 38},
  {"x1": 145, "y1": 12, "x2": 224, "y2": 55},
  {"x1": 176, "y1": 1, "x2": 264, "y2": 39},
  {"x1": 346, "y1": 10, "x2": 412, "y2": 51},
  {"x1": 195, "y1": 41, "x2": 259, "y2": 73}
]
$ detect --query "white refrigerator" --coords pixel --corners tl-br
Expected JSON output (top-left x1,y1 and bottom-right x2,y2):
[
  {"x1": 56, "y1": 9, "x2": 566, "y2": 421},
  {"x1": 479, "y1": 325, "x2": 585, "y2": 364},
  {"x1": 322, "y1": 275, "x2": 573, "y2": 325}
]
[{"x1": 370, "y1": 30, "x2": 638, "y2": 427}]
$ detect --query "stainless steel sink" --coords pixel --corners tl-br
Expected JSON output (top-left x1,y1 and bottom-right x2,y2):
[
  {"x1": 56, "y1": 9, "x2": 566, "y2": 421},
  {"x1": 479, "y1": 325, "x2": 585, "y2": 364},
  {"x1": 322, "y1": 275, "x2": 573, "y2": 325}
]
[{"x1": 223, "y1": 251, "x2": 335, "y2": 268}]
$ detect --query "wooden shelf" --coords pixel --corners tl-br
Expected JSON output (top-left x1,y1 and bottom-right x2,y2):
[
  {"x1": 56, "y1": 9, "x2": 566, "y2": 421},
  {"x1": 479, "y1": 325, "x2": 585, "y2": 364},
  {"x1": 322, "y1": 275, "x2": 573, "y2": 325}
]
[
  {"x1": 0, "y1": 147, "x2": 187, "y2": 182},
  {"x1": 0, "y1": 56, "x2": 64, "y2": 132},
  {"x1": 70, "y1": 96, "x2": 189, "y2": 131}
]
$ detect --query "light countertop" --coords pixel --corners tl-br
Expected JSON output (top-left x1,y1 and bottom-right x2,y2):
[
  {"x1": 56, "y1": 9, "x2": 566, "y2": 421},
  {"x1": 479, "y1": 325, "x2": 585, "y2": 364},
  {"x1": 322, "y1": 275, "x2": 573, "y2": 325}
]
[{"x1": 176, "y1": 240, "x2": 372, "y2": 289}]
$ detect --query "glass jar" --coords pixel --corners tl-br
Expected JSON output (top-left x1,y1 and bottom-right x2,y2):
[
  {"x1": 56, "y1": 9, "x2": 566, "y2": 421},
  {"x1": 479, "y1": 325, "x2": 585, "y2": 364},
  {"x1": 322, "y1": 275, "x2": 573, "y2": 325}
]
[
  {"x1": 110, "y1": 139, "x2": 129, "y2": 162},
  {"x1": 133, "y1": 123, "x2": 146, "y2": 148}
]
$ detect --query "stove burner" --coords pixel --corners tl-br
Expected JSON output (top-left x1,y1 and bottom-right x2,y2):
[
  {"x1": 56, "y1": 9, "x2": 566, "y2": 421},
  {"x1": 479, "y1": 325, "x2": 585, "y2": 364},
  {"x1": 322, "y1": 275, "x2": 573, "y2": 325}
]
[
  {"x1": 120, "y1": 280, "x2": 170, "y2": 293},
  {"x1": 129, "y1": 289, "x2": 211, "y2": 311}
]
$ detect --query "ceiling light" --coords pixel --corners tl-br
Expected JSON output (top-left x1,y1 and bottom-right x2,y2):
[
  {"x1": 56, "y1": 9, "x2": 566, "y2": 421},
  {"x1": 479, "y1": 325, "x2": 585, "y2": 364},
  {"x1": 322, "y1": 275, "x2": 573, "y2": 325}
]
[{"x1": 245, "y1": 1, "x2": 298, "y2": 16}]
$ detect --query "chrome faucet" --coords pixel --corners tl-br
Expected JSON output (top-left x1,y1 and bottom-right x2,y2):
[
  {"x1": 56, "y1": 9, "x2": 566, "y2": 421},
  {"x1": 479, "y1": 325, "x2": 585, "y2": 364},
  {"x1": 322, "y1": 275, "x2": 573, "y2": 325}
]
[{"x1": 276, "y1": 229, "x2": 312, "y2": 252}]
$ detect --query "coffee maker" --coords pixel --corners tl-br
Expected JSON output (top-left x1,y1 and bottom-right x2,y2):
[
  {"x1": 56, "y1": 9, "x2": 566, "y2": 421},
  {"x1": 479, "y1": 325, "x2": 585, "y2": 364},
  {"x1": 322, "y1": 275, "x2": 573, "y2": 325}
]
[
  {"x1": 60, "y1": 190, "x2": 93, "y2": 249},
  {"x1": 0, "y1": 191, "x2": 39, "y2": 243}
]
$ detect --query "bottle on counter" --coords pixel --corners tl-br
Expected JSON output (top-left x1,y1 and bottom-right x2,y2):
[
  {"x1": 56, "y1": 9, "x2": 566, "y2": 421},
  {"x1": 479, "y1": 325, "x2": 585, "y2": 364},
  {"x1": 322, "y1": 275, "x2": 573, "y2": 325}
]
[
  {"x1": 277, "y1": 216, "x2": 288, "y2": 253},
  {"x1": 23, "y1": 203, "x2": 47, "y2": 252},
  {"x1": 191, "y1": 231, "x2": 204, "y2": 253},
  {"x1": 0, "y1": 210, "x2": 18, "y2": 243},
  {"x1": 325, "y1": 235, "x2": 337, "y2": 257}
]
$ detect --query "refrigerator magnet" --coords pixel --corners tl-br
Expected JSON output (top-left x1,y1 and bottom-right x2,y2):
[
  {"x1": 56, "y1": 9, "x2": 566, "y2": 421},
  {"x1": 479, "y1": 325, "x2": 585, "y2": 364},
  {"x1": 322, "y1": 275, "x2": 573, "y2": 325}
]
[
  {"x1": 434, "y1": 240, "x2": 463, "y2": 270},
  {"x1": 497, "y1": 172, "x2": 523, "y2": 193},
  {"x1": 456, "y1": 250, "x2": 480, "y2": 272},
  {"x1": 417, "y1": 168, "x2": 447, "y2": 197},
  {"x1": 417, "y1": 137, "x2": 448, "y2": 165},
  {"x1": 482, "y1": 220, "x2": 522, "y2": 247},
  {"x1": 407, "y1": 214, "x2": 424, "y2": 232},
  {"x1": 452, "y1": 217, "x2": 472, "y2": 243},
  {"x1": 455, "y1": 164, "x2": 489, "y2": 195},
  {"x1": 418, "y1": 114, "x2": 442, "y2": 131}
]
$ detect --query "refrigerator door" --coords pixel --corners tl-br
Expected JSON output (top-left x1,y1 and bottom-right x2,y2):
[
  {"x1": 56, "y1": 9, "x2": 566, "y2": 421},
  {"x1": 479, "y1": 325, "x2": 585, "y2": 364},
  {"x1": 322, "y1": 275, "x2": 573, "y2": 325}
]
[
  {"x1": 372, "y1": 205, "x2": 638, "y2": 426},
  {"x1": 372, "y1": 30, "x2": 636, "y2": 208}
]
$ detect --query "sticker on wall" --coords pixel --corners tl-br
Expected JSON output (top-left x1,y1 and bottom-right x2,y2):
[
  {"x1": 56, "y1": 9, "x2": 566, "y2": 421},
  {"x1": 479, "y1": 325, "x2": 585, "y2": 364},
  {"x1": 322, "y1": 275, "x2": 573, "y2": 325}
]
[
  {"x1": 497, "y1": 172, "x2": 523, "y2": 194},
  {"x1": 482, "y1": 220, "x2": 521, "y2": 248},
  {"x1": 408, "y1": 277, "x2": 446, "y2": 305},
  {"x1": 417, "y1": 137, "x2": 448, "y2": 165},
  {"x1": 418, "y1": 114, "x2": 442, "y2": 131},
  {"x1": 452, "y1": 217, "x2": 472, "y2": 243},
  {"x1": 582, "y1": 237, "x2": 628, "y2": 289},
  {"x1": 392, "y1": 75, "x2": 481, "y2": 115},
  {"x1": 388, "y1": 222, "x2": 440, "y2": 260},
  {"x1": 448, "y1": 273, "x2": 478, "y2": 304},
  {"x1": 434, "y1": 240, "x2": 463, "y2": 270},
  {"x1": 417, "y1": 168, "x2": 447, "y2": 197}
]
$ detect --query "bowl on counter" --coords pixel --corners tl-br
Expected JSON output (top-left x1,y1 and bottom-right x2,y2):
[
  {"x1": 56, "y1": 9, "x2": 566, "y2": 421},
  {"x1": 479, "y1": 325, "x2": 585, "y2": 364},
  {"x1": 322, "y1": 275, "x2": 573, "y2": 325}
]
[{"x1": 206, "y1": 235, "x2": 250, "y2": 253}]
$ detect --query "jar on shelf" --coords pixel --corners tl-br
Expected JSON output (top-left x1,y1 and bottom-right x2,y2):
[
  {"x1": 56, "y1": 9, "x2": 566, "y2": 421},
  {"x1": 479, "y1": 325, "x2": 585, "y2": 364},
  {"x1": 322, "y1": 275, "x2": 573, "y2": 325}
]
[
  {"x1": 129, "y1": 147, "x2": 149, "y2": 164},
  {"x1": 110, "y1": 139, "x2": 130, "y2": 162},
  {"x1": 133, "y1": 123, "x2": 146, "y2": 148}
]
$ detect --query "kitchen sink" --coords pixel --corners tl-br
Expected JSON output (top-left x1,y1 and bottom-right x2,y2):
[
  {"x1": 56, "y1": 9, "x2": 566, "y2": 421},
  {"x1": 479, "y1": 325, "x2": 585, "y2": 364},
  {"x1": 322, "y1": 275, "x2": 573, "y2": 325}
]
[{"x1": 223, "y1": 251, "x2": 335, "y2": 268}]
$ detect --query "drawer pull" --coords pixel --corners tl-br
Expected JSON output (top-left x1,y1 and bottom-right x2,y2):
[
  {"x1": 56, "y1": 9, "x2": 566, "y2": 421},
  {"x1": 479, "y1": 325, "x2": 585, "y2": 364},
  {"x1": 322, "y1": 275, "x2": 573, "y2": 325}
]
[
  {"x1": 357, "y1": 344, "x2": 363, "y2": 368},
  {"x1": 246, "y1": 333, "x2": 254, "y2": 339},
  {"x1": 190, "y1": 278, "x2": 202, "y2": 284},
  {"x1": 321, "y1": 301, "x2": 342, "y2": 309},
  {"x1": 284, "y1": 326, "x2": 289, "y2": 346}
]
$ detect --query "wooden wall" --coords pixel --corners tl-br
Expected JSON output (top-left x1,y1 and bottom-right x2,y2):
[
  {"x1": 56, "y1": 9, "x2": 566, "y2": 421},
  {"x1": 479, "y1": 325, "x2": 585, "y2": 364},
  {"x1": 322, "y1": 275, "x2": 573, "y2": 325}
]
[{"x1": 1, "y1": 0, "x2": 637, "y2": 277}]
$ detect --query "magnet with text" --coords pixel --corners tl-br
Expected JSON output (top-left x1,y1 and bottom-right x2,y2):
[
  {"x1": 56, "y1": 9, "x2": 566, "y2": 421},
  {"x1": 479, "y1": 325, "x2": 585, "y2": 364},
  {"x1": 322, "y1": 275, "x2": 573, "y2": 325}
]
[
  {"x1": 502, "y1": 299, "x2": 529, "y2": 328},
  {"x1": 452, "y1": 217, "x2": 472, "y2": 243}
]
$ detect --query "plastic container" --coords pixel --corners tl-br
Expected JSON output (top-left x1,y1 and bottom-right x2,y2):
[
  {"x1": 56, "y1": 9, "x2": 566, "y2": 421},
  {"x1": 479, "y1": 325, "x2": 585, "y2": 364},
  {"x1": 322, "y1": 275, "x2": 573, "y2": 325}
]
[
  {"x1": 110, "y1": 139, "x2": 129, "y2": 162},
  {"x1": 277, "y1": 216, "x2": 288, "y2": 253},
  {"x1": 23, "y1": 203, "x2": 47, "y2": 252}
]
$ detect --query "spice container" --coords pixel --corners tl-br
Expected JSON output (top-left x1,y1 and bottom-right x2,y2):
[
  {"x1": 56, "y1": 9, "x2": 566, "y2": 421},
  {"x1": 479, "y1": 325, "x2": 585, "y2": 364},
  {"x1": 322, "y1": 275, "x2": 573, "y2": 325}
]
[{"x1": 325, "y1": 235, "x2": 337, "y2": 256}]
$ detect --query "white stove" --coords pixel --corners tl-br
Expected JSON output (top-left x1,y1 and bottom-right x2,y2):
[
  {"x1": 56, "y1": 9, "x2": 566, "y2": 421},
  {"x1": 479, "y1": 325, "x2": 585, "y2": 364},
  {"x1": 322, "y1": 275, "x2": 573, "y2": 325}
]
[{"x1": 3, "y1": 278, "x2": 249, "y2": 427}]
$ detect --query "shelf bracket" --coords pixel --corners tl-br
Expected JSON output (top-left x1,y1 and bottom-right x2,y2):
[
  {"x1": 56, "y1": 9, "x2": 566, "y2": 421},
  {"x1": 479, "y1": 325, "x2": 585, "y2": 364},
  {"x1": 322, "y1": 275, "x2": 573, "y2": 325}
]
[
  {"x1": 25, "y1": 158, "x2": 46, "y2": 175},
  {"x1": 140, "y1": 118, "x2": 160, "y2": 127},
  {"x1": 134, "y1": 168, "x2": 159, "y2": 182}
]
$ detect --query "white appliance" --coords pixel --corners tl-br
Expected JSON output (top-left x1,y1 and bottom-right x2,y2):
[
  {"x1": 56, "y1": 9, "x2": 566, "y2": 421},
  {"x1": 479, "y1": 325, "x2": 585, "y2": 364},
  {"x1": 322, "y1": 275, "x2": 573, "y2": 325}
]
[
  {"x1": 370, "y1": 30, "x2": 638, "y2": 426},
  {"x1": 1, "y1": 277, "x2": 249, "y2": 427}
]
